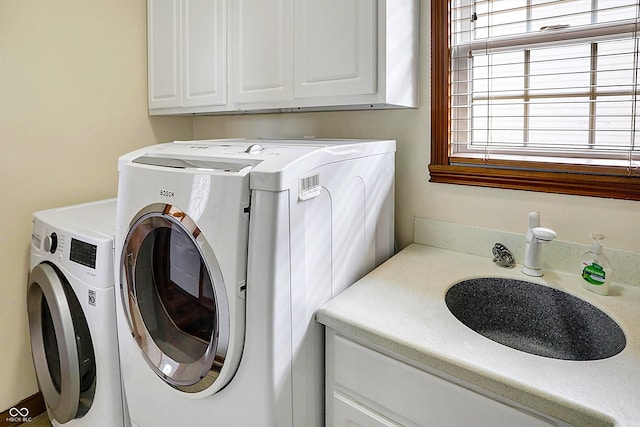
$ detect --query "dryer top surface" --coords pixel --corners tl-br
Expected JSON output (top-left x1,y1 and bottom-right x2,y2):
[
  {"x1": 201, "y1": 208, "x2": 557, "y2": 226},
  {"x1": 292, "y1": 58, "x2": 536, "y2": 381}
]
[
  {"x1": 31, "y1": 198, "x2": 116, "y2": 288},
  {"x1": 33, "y1": 198, "x2": 116, "y2": 241},
  {"x1": 119, "y1": 138, "x2": 396, "y2": 191}
]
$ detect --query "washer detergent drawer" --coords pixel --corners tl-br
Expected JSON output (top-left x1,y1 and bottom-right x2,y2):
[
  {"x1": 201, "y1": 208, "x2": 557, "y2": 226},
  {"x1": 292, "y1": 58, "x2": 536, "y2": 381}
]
[
  {"x1": 327, "y1": 332, "x2": 558, "y2": 427},
  {"x1": 27, "y1": 262, "x2": 96, "y2": 424}
]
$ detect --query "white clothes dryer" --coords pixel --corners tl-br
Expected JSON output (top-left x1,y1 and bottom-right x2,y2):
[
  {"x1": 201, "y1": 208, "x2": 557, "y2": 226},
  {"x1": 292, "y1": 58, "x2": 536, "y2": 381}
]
[
  {"x1": 27, "y1": 199, "x2": 128, "y2": 427},
  {"x1": 115, "y1": 138, "x2": 395, "y2": 427}
]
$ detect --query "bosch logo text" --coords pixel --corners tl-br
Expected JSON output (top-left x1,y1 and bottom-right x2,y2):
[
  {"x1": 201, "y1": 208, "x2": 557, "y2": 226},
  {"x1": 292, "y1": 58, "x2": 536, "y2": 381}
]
[{"x1": 160, "y1": 189, "x2": 175, "y2": 198}]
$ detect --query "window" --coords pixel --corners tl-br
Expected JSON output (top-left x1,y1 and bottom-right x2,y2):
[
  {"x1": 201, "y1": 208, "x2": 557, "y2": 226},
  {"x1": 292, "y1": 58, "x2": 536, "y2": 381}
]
[{"x1": 430, "y1": 0, "x2": 640, "y2": 200}]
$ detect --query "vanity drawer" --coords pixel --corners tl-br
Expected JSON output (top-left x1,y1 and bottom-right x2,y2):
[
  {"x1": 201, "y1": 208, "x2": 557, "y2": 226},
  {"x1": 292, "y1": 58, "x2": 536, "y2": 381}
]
[{"x1": 328, "y1": 332, "x2": 558, "y2": 427}]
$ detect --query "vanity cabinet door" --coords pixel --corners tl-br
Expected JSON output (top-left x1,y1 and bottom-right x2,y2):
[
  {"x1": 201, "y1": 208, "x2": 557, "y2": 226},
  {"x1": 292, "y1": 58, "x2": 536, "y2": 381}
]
[
  {"x1": 333, "y1": 392, "x2": 400, "y2": 427},
  {"x1": 293, "y1": 0, "x2": 377, "y2": 100},
  {"x1": 148, "y1": 0, "x2": 227, "y2": 113},
  {"x1": 327, "y1": 331, "x2": 562, "y2": 427},
  {"x1": 229, "y1": 0, "x2": 293, "y2": 104}
]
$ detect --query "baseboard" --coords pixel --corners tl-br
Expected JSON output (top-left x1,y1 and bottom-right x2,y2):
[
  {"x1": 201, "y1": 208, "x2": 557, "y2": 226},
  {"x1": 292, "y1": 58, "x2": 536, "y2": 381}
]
[{"x1": 0, "y1": 393, "x2": 46, "y2": 427}]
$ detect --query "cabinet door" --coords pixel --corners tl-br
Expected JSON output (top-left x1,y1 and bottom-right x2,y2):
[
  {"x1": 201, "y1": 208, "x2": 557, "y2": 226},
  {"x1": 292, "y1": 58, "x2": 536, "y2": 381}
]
[
  {"x1": 294, "y1": 0, "x2": 377, "y2": 99},
  {"x1": 230, "y1": 0, "x2": 293, "y2": 104},
  {"x1": 148, "y1": 0, "x2": 181, "y2": 109},
  {"x1": 328, "y1": 332, "x2": 560, "y2": 427},
  {"x1": 182, "y1": 0, "x2": 227, "y2": 107},
  {"x1": 333, "y1": 392, "x2": 402, "y2": 427}
]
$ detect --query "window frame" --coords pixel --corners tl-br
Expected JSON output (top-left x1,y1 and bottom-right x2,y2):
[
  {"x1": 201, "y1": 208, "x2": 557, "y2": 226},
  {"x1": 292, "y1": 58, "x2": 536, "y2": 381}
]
[{"x1": 429, "y1": 0, "x2": 640, "y2": 201}]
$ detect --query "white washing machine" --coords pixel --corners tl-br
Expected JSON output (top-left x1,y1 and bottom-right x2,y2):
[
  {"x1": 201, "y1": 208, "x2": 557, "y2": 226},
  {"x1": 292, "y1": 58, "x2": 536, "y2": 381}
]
[
  {"x1": 27, "y1": 199, "x2": 128, "y2": 427},
  {"x1": 115, "y1": 138, "x2": 395, "y2": 427}
]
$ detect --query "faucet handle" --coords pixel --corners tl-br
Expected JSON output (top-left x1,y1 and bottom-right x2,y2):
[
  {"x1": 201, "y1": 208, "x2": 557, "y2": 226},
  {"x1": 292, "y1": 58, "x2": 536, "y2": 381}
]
[
  {"x1": 531, "y1": 226, "x2": 556, "y2": 242},
  {"x1": 528, "y1": 211, "x2": 541, "y2": 230}
]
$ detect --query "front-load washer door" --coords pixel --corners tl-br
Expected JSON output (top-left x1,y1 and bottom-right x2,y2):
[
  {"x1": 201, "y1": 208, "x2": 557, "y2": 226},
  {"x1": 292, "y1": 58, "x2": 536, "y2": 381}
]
[
  {"x1": 120, "y1": 203, "x2": 231, "y2": 394},
  {"x1": 27, "y1": 262, "x2": 96, "y2": 424}
]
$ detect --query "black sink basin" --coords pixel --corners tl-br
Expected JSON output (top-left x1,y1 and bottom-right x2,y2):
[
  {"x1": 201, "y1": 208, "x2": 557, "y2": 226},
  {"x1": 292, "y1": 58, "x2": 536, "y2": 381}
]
[{"x1": 445, "y1": 278, "x2": 626, "y2": 361}]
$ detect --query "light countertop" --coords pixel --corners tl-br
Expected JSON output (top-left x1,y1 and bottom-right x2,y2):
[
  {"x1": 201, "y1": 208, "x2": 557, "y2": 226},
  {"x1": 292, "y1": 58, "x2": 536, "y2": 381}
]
[{"x1": 316, "y1": 244, "x2": 640, "y2": 426}]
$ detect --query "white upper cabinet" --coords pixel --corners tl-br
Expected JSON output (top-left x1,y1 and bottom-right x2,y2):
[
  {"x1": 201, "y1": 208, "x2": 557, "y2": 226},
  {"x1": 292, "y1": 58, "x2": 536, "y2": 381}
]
[
  {"x1": 148, "y1": 0, "x2": 180, "y2": 109},
  {"x1": 148, "y1": 0, "x2": 418, "y2": 115},
  {"x1": 230, "y1": 0, "x2": 293, "y2": 104},
  {"x1": 182, "y1": 0, "x2": 226, "y2": 108},
  {"x1": 148, "y1": 0, "x2": 227, "y2": 113},
  {"x1": 293, "y1": 0, "x2": 377, "y2": 100}
]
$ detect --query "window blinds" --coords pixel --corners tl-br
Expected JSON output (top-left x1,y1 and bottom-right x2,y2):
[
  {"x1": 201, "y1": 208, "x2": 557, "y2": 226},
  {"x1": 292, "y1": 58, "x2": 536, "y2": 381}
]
[{"x1": 450, "y1": 0, "x2": 640, "y2": 171}]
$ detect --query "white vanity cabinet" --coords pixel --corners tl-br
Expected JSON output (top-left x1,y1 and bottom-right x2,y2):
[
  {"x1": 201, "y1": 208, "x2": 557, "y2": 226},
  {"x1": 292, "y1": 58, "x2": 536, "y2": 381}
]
[
  {"x1": 148, "y1": 0, "x2": 418, "y2": 115},
  {"x1": 326, "y1": 330, "x2": 570, "y2": 427},
  {"x1": 148, "y1": 0, "x2": 227, "y2": 113}
]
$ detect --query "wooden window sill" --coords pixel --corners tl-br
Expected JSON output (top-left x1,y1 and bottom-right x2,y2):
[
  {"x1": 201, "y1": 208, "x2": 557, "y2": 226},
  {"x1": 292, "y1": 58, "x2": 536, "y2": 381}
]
[{"x1": 428, "y1": 163, "x2": 640, "y2": 200}]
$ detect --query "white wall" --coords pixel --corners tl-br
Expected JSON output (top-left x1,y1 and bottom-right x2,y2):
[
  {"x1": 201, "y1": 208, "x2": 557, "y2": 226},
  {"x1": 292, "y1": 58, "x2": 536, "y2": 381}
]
[
  {"x1": 193, "y1": 1, "x2": 640, "y2": 254},
  {"x1": 0, "y1": 0, "x2": 192, "y2": 410}
]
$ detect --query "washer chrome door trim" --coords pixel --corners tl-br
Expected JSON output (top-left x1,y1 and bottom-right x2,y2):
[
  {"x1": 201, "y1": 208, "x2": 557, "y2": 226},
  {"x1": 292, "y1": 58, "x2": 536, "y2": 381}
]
[
  {"x1": 120, "y1": 203, "x2": 230, "y2": 393},
  {"x1": 27, "y1": 263, "x2": 80, "y2": 424}
]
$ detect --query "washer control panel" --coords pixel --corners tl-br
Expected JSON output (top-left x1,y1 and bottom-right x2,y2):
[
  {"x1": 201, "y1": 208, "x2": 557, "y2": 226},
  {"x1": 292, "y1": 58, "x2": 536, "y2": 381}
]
[
  {"x1": 30, "y1": 199, "x2": 116, "y2": 289},
  {"x1": 69, "y1": 238, "x2": 97, "y2": 269}
]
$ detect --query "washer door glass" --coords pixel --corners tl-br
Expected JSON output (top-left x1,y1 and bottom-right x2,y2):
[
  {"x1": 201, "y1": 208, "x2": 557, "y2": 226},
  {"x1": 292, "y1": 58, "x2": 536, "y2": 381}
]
[
  {"x1": 121, "y1": 204, "x2": 229, "y2": 393},
  {"x1": 27, "y1": 262, "x2": 96, "y2": 423}
]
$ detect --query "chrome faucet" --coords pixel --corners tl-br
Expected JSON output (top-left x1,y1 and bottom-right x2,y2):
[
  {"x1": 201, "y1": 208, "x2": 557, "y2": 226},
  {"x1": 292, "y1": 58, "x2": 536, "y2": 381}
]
[{"x1": 522, "y1": 212, "x2": 556, "y2": 277}]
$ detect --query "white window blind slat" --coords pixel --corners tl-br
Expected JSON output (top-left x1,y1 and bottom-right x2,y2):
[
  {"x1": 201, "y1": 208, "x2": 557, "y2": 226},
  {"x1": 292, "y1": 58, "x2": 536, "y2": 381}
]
[{"x1": 461, "y1": 20, "x2": 638, "y2": 52}]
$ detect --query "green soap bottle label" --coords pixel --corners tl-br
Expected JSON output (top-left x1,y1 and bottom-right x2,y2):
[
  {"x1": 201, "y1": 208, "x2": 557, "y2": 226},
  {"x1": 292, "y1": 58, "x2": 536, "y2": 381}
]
[{"x1": 582, "y1": 262, "x2": 606, "y2": 285}]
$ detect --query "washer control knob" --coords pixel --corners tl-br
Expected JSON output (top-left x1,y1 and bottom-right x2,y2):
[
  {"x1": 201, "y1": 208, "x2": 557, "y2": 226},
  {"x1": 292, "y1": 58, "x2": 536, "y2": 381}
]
[
  {"x1": 44, "y1": 232, "x2": 58, "y2": 254},
  {"x1": 245, "y1": 144, "x2": 265, "y2": 154}
]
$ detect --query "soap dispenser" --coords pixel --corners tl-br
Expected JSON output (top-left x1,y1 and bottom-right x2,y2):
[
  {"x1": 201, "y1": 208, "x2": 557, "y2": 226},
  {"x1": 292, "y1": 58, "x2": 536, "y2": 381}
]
[{"x1": 581, "y1": 234, "x2": 612, "y2": 296}]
